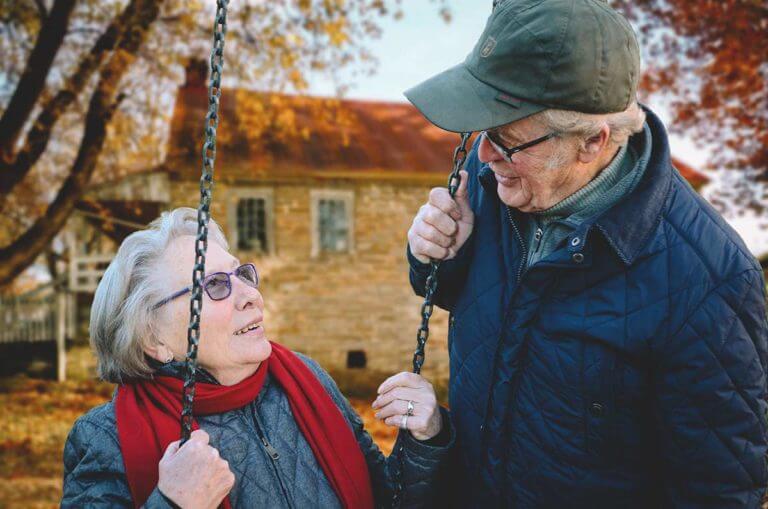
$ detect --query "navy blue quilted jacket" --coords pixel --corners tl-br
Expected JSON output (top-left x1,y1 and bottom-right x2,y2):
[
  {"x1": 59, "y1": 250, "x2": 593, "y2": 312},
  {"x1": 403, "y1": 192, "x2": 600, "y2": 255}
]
[{"x1": 409, "y1": 108, "x2": 768, "y2": 508}]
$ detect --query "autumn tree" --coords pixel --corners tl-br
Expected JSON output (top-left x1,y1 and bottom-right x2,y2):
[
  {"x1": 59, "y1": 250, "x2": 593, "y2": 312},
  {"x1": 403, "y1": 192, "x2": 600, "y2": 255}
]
[
  {"x1": 613, "y1": 0, "x2": 768, "y2": 215},
  {"x1": 0, "y1": 0, "x2": 440, "y2": 288}
]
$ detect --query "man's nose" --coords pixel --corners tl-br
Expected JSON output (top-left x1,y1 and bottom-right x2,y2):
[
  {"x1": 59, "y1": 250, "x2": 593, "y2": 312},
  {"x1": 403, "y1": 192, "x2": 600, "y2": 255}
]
[{"x1": 477, "y1": 133, "x2": 503, "y2": 164}]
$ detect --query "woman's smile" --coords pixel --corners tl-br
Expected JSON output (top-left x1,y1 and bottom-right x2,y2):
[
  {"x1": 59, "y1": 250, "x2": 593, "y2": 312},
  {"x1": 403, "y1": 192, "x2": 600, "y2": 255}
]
[{"x1": 233, "y1": 324, "x2": 265, "y2": 339}]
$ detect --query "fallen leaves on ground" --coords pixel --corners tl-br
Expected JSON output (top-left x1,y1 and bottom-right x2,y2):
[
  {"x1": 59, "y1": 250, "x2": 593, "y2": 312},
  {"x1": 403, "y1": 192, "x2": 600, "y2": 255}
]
[{"x1": 0, "y1": 346, "x2": 397, "y2": 507}]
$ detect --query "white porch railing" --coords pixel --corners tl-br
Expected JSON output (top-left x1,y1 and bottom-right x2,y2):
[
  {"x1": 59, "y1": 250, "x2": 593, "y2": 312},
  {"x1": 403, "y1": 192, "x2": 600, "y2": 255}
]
[{"x1": 69, "y1": 254, "x2": 113, "y2": 292}]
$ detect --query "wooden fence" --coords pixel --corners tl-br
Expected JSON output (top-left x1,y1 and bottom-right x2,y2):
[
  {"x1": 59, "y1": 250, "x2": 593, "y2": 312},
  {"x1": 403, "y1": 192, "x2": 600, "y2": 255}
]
[{"x1": 0, "y1": 282, "x2": 69, "y2": 381}]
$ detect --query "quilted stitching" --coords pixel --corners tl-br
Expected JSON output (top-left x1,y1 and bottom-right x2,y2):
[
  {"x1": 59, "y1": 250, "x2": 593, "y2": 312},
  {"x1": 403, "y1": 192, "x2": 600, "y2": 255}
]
[
  {"x1": 409, "y1": 108, "x2": 768, "y2": 508},
  {"x1": 62, "y1": 355, "x2": 454, "y2": 508}
]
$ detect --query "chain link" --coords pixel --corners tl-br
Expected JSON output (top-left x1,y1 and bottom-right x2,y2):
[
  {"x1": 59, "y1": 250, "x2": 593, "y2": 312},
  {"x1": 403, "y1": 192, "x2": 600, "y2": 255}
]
[
  {"x1": 413, "y1": 132, "x2": 470, "y2": 375},
  {"x1": 181, "y1": 0, "x2": 229, "y2": 445},
  {"x1": 391, "y1": 132, "x2": 471, "y2": 507}
]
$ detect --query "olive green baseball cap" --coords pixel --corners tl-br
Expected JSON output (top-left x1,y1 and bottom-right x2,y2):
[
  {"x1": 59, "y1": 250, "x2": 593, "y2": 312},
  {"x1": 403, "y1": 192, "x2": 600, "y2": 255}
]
[{"x1": 404, "y1": 0, "x2": 641, "y2": 133}]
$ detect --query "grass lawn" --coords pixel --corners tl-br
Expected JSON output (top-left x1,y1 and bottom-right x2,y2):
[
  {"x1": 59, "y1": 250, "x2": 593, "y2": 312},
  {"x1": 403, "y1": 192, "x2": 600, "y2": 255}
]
[{"x1": 0, "y1": 345, "x2": 397, "y2": 508}]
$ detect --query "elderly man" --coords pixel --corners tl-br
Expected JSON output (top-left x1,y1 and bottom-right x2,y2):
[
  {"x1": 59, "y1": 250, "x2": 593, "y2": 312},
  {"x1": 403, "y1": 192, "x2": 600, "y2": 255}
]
[{"x1": 405, "y1": 1, "x2": 768, "y2": 507}]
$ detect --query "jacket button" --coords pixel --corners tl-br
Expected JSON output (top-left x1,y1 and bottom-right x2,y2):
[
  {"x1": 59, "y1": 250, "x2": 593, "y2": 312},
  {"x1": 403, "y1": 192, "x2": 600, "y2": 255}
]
[
  {"x1": 590, "y1": 402, "x2": 604, "y2": 417},
  {"x1": 571, "y1": 237, "x2": 581, "y2": 246},
  {"x1": 572, "y1": 253, "x2": 585, "y2": 263}
]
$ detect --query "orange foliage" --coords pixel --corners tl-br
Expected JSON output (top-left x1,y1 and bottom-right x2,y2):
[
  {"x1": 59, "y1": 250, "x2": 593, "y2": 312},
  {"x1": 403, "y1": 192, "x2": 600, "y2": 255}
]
[
  {"x1": 613, "y1": 0, "x2": 767, "y2": 209},
  {"x1": 0, "y1": 347, "x2": 396, "y2": 506}
]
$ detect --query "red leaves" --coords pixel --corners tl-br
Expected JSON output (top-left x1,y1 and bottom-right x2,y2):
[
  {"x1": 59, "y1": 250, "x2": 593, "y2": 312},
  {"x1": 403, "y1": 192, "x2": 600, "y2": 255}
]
[{"x1": 614, "y1": 0, "x2": 767, "y2": 189}]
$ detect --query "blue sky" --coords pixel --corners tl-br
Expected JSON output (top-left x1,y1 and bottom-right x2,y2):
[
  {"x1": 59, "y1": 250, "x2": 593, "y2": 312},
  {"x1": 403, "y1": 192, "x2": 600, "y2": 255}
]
[{"x1": 308, "y1": 1, "x2": 708, "y2": 168}]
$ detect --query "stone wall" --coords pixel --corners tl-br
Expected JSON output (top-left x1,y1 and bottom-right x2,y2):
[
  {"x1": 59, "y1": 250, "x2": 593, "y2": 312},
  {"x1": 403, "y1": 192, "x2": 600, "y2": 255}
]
[{"x1": 169, "y1": 178, "x2": 450, "y2": 387}]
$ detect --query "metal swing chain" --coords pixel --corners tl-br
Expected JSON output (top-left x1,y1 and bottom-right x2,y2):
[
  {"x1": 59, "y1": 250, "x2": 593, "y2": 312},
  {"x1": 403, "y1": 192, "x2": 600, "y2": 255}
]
[
  {"x1": 181, "y1": 0, "x2": 229, "y2": 445},
  {"x1": 179, "y1": 0, "x2": 472, "y2": 499},
  {"x1": 391, "y1": 131, "x2": 472, "y2": 507}
]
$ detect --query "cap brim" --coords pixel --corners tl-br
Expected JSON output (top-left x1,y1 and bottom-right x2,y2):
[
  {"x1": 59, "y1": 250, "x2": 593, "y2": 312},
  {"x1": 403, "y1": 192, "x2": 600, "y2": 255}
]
[{"x1": 404, "y1": 63, "x2": 546, "y2": 133}]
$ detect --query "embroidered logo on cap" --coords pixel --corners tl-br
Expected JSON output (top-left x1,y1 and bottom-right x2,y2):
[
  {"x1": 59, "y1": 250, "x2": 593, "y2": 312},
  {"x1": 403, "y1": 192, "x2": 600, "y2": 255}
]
[{"x1": 480, "y1": 37, "x2": 497, "y2": 58}]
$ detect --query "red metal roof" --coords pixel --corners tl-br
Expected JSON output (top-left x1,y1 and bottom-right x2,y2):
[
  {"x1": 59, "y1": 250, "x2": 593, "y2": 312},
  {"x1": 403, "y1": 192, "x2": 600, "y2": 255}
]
[
  {"x1": 166, "y1": 86, "x2": 466, "y2": 181},
  {"x1": 165, "y1": 83, "x2": 708, "y2": 186},
  {"x1": 670, "y1": 157, "x2": 709, "y2": 188}
]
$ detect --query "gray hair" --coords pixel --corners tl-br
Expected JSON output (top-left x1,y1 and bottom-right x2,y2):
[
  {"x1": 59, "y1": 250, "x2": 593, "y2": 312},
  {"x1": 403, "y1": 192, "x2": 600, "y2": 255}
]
[
  {"x1": 528, "y1": 101, "x2": 645, "y2": 170},
  {"x1": 536, "y1": 101, "x2": 646, "y2": 148},
  {"x1": 89, "y1": 207, "x2": 229, "y2": 383}
]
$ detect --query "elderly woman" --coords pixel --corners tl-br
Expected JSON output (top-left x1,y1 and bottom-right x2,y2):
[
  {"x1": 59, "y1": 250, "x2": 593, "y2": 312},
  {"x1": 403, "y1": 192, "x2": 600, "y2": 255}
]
[{"x1": 62, "y1": 207, "x2": 453, "y2": 508}]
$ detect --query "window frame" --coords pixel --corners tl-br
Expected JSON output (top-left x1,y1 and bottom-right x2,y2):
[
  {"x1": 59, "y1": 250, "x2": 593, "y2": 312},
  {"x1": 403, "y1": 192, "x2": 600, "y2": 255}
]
[
  {"x1": 310, "y1": 189, "x2": 355, "y2": 257},
  {"x1": 228, "y1": 188, "x2": 275, "y2": 255}
]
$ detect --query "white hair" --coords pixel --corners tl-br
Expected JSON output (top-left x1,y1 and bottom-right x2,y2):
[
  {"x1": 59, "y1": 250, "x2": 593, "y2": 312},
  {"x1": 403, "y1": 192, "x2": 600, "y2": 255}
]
[
  {"x1": 537, "y1": 101, "x2": 646, "y2": 148},
  {"x1": 89, "y1": 207, "x2": 229, "y2": 383},
  {"x1": 528, "y1": 101, "x2": 645, "y2": 171}
]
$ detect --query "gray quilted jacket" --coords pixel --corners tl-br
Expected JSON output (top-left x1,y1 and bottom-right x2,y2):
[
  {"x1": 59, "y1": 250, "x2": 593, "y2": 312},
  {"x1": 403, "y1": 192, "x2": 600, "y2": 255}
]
[{"x1": 62, "y1": 353, "x2": 454, "y2": 508}]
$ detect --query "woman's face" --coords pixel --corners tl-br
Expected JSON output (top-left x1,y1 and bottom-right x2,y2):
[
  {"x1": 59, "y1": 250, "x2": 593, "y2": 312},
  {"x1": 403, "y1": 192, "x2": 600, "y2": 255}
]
[{"x1": 149, "y1": 235, "x2": 271, "y2": 385}]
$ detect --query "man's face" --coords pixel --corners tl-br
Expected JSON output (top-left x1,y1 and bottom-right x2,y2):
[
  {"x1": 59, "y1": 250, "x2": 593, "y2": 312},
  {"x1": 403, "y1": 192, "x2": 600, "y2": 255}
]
[{"x1": 478, "y1": 116, "x2": 576, "y2": 212}]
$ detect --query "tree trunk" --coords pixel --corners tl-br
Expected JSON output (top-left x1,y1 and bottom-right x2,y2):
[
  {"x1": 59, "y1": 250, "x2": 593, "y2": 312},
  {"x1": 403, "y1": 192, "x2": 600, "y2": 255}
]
[
  {"x1": 0, "y1": 0, "x2": 143, "y2": 203},
  {"x1": 0, "y1": 0, "x2": 77, "y2": 164},
  {"x1": 0, "y1": 0, "x2": 163, "y2": 288}
]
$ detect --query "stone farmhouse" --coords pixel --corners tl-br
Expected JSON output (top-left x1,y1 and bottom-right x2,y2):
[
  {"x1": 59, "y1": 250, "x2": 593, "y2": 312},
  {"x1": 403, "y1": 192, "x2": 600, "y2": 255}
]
[{"x1": 61, "y1": 61, "x2": 708, "y2": 385}]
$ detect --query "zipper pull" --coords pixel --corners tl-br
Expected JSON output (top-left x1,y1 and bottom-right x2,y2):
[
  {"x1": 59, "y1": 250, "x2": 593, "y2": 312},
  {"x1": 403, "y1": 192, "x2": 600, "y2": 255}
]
[{"x1": 261, "y1": 436, "x2": 280, "y2": 460}]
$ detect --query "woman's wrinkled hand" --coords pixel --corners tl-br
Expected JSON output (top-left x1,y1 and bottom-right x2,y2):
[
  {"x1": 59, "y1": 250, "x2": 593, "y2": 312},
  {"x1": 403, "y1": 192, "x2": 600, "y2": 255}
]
[
  {"x1": 372, "y1": 372, "x2": 443, "y2": 441},
  {"x1": 157, "y1": 429, "x2": 235, "y2": 509}
]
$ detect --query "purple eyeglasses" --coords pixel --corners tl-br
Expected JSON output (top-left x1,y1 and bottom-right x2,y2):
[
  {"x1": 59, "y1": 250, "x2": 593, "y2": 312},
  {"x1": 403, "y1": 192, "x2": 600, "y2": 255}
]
[{"x1": 152, "y1": 263, "x2": 259, "y2": 310}]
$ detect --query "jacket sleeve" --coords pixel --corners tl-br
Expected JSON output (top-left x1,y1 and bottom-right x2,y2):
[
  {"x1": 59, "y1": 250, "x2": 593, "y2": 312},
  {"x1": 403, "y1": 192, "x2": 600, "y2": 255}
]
[
  {"x1": 653, "y1": 268, "x2": 768, "y2": 508},
  {"x1": 407, "y1": 139, "x2": 483, "y2": 312},
  {"x1": 62, "y1": 412, "x2": 174, "y2": 509},
  {"x1": 298, "y1": 354, "x2": 456, "y2": 508}
]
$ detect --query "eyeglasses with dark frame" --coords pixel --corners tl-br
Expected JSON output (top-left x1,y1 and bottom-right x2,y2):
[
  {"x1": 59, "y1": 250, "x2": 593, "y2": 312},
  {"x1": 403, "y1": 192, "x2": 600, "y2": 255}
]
[
  {"x1": 152, "y1": 263, "x2": 259, "y2": 310},
  {"x1": 482, "y1": 129, "x2": 559, "y2": 162}
]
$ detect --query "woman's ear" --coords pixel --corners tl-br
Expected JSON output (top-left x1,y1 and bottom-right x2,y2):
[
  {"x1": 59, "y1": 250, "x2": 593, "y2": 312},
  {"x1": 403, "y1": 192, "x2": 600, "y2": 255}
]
[
  {"x1": 144, "y1": 341, "x2": 174, "y2": 363},
  {"x1": 578, "y1": 123, "x2": 611, "y2": 164}
]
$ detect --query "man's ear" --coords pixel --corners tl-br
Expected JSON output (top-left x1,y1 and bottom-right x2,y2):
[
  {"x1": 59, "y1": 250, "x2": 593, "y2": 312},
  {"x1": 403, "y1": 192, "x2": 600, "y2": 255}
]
[{"x1": 578, "y1": 123, "x2": 610, "y2": 164}]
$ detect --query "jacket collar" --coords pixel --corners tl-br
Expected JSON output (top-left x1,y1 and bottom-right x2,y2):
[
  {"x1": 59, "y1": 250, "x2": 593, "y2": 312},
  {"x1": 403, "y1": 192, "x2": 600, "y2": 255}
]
[
  {"x1": 478, "y1": 106, "x2": 673, "y2": 266},
  {"x1": 591, "y1": 107, "x2": 673, "y2": 265}
]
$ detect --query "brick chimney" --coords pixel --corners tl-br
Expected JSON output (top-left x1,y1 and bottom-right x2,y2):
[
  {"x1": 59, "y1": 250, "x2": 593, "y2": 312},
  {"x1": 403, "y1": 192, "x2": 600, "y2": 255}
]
[{"x1": 183, "y1": 58, "x2": 209, "y2": 89}]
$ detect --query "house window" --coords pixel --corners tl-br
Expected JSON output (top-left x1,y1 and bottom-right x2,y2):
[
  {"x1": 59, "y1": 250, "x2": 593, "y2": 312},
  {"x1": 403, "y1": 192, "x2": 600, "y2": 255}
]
[
  {"x1": 311, "y1": 190, "x2": 354, "y2": 256},
  {"x1": 228, "y1": 189, "x2": 274, "y2": 254},
  {"x1": 236, "y1": 198, "x2": 268, "y2": 251},
  {"x1": 318, "y1": 199, "x2": 349, "y2": 252}
]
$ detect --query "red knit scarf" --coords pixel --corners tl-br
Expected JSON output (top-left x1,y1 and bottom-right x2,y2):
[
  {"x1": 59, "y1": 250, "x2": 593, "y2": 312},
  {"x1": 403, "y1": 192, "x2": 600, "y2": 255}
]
[{"x1": 115, "y1": 342, "x2": 373, "y2": 508}]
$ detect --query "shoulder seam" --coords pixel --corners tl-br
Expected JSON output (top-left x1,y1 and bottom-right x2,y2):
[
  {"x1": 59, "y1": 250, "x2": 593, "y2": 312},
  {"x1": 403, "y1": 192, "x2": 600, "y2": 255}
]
[{"x1": 669, "y1": 172, "x2": 757, "y2": 268}]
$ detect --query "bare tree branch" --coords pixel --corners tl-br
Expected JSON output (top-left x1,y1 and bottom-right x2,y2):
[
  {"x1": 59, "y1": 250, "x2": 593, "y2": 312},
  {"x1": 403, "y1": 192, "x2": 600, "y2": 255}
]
[
  {"x1": 33, "y1": 0, "x2": 48, "y2": 22},
  {"x1": 0, "y1": 0, "x2": 163, "y2": 287},
  {"x1": 0, "y1": 0, "x2": 76, "y2": 163},
  {"x1": 0, "y1": 0, "x2": 146, "y2": 203}
]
